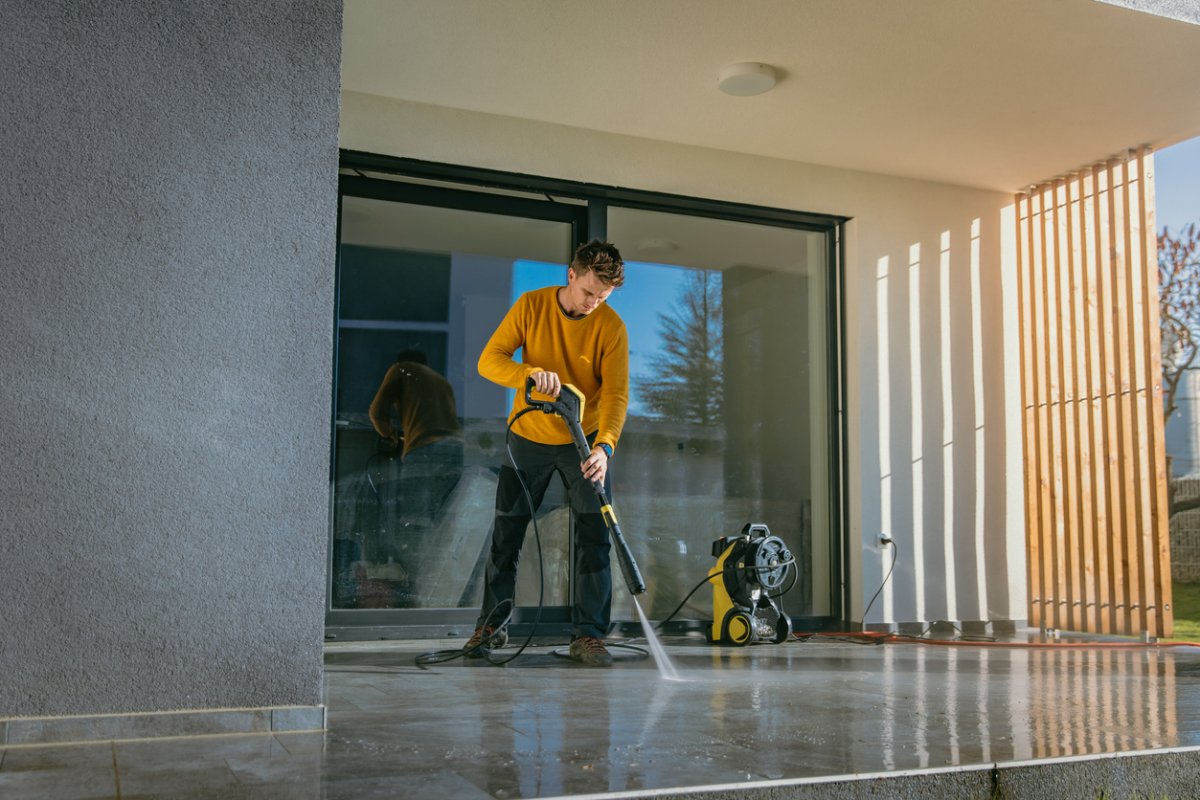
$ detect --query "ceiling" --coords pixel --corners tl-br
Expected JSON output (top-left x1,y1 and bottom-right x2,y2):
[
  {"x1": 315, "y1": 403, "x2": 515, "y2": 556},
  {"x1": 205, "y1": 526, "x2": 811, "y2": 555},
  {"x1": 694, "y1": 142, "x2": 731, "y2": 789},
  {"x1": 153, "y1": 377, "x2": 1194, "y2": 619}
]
[{"x1": 340, "y1": 0, "x2": 1200, "y2": 193}]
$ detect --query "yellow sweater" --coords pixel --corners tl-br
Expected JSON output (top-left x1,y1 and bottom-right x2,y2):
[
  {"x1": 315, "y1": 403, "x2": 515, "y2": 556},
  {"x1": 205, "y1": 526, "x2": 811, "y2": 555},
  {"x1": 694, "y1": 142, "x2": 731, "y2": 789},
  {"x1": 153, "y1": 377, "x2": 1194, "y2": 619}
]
[{"x1": 478, "y1": 286, "x2": 629, "y2": 451}]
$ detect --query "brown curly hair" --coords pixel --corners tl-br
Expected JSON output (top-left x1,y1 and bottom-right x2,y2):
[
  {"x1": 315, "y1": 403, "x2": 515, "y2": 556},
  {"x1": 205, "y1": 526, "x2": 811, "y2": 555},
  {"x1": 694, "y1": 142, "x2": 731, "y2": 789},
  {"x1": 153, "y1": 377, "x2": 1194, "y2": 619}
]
[{"x1": 571, "y1": 240, "x2": 624, "y2": 288}]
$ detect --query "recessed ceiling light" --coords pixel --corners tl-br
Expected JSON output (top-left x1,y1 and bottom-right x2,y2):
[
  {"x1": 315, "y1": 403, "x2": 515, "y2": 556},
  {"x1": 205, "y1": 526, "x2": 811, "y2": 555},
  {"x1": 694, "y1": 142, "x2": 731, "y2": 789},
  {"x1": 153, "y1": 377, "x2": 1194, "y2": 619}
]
[{"x1": 718, "y1": 62, "x2": 777, "y2": 97}]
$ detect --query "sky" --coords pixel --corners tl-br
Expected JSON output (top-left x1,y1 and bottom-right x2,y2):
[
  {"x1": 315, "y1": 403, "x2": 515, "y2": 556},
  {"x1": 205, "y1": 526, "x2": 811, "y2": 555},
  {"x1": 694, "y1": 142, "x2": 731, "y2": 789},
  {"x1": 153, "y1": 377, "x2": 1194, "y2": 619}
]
[
  {"x1": 1156, "y1": 136, "x2": 1200, "y2": 235},
  {"x1": 1158, "y1": 135, "x2": 1200, "y2": 475}
]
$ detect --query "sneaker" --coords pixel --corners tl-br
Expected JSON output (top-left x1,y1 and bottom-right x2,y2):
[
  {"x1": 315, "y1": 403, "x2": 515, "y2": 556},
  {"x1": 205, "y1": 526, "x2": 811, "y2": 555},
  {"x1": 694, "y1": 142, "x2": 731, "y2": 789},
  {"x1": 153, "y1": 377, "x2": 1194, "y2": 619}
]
[
  {"x1": 568, "y1": 636, "x2": 613, "y2": 667},
  {"x1": 464, "y1": 626, "x2": 507, "y2": 659}
]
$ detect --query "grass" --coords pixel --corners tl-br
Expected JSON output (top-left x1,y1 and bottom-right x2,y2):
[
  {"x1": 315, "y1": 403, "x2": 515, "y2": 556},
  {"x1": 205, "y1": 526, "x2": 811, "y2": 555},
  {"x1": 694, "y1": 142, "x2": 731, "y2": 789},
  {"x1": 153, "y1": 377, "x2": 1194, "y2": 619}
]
[{"x1": 1167, "y1": 581, "x2": 1200, "y2": 642}]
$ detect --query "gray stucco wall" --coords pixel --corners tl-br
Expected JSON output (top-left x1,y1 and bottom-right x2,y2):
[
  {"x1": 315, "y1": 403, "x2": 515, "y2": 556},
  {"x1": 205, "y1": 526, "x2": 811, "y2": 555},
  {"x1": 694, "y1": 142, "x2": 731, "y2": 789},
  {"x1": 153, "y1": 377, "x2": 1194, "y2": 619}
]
[{"x1": 0, "y1": 0, "x2": 342, "y2": 716}]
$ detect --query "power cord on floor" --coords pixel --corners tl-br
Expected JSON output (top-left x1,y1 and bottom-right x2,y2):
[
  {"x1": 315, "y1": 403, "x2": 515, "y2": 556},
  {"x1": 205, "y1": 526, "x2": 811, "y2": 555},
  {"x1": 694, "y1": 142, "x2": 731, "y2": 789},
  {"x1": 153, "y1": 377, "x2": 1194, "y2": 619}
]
[
  {"x1": 797, "y1": 630, "x2": 1200, "y2": 649},
  {"x1": 860, "y1": 538, "x2": 898, "y2": 631},
  {"x1": 644, "y1": 555, "x2": 798, "y2": 635},
  {"x1": 415, "y1": 407, "x2": 547, "y2": 668}
]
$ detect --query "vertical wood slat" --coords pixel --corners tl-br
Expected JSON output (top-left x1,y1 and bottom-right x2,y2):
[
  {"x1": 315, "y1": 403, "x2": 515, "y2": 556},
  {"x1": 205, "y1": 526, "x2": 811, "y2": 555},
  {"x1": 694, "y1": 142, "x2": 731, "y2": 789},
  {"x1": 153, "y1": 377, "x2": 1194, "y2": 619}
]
[
  {"x1": 1015, "y1": 147, "x2": 1174, "y2": 638},
  {"x1": 1124, "y1": 155, "x2": 1154, "y2": 633},
  {"x1": 1016, "y1": 193, "x2": 1041, "y2": 628},
  {"x1": 1045, "y1": 182, "x2": 1066, "y2": 630},
  {"x1": 1067, "y1": 174, "x2": 1098, "y2": 632},
  {"x1": 1057, "y1": 180, "x2": 1083, "y2": 631},
  {"x1": 1038, "y1": 185, "x2": 1058, "y2": 631},
  {"x1": 1082, "y1": 166, "x2": 1112, "y2": 634},
  {"x1": 1096, "y1": 163, "x2": 1127, "y2": 635},
  {"x1": 1138, "y1": 151, "x2": 1175, "y2": 637},
  {"x1": 1110, "y1": 156, "x2": 1141, "y2": 634}
]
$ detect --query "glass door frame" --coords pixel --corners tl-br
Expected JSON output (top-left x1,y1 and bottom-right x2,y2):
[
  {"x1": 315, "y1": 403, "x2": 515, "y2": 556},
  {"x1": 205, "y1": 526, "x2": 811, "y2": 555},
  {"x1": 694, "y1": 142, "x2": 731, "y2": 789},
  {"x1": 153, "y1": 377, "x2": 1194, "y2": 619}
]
[{"x1": 328, "y1": 149, "x2": 851, "y2": 637}]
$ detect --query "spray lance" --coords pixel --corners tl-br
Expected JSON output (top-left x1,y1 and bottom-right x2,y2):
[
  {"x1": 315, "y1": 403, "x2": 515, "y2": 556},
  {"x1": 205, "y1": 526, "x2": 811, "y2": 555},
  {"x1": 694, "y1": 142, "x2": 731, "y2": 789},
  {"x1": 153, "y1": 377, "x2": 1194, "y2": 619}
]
[{"x1": 524, "y1": 378, "x2": 647, "y2": 596}]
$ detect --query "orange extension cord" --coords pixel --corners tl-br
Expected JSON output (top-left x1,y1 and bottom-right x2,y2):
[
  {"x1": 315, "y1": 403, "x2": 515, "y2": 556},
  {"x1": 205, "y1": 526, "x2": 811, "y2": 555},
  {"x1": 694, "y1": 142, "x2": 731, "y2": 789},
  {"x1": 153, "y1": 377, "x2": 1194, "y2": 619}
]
[{"x1": 796, "y1": 631, "x2": 1200, "y2": 649}]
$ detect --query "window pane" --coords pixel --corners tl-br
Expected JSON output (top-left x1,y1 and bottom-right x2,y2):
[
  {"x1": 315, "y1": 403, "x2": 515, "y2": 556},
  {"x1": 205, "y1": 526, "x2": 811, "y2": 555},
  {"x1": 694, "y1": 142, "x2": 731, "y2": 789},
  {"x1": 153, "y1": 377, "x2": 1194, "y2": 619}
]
[
  {"x1": 605, "y1": 207, "x2": 833, "y2": 624},
  {"x1": 331, "y1": 194, "x2": 574, "y2": 611}
]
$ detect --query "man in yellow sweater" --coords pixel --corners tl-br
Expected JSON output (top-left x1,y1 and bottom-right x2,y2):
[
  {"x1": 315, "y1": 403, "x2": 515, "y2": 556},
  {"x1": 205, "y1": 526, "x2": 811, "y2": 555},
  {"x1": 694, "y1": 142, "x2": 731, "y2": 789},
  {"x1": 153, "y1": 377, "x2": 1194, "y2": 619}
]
[{"x1": 466, "y1": 240, "x2": 629, "y2": 666}]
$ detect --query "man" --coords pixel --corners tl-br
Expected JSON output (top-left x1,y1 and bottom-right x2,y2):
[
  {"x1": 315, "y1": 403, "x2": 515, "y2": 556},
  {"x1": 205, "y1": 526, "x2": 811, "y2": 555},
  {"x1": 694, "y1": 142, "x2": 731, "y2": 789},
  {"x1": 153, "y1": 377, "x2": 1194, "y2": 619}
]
[{"x1": 466, "y1": 240, "x2": 629, "y2": 666}]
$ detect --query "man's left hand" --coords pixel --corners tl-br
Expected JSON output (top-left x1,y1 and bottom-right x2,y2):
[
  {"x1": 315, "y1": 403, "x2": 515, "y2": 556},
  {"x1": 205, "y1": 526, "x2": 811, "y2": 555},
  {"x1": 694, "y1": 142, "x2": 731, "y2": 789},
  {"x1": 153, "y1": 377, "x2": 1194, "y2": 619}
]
[{"x1": 582, "y1": 445, "x2": 608, "y2": 484}]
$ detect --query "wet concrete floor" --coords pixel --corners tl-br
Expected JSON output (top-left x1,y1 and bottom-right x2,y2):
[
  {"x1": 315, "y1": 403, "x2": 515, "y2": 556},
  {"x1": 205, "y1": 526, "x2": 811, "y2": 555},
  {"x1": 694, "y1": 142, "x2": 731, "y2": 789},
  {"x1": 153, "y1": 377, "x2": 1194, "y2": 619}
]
[{"x1": 3, "y1": 631, "x2": 1200, "y2": 798}]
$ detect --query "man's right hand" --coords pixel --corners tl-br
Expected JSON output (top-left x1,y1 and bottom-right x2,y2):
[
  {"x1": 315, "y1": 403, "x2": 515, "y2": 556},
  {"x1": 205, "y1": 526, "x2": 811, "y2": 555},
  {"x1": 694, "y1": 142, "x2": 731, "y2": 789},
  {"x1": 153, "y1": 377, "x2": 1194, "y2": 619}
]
[{"x1": 529, "y1": 370, "x2": 561, "y2": 398}]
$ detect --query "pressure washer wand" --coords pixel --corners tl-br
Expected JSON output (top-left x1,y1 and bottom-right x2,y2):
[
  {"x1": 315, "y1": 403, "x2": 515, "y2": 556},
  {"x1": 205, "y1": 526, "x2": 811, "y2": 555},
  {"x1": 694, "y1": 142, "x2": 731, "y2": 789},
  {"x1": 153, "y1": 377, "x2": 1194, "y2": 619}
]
[{"x1": 525, "y1": 379, "x2": 647, "y2": 596}]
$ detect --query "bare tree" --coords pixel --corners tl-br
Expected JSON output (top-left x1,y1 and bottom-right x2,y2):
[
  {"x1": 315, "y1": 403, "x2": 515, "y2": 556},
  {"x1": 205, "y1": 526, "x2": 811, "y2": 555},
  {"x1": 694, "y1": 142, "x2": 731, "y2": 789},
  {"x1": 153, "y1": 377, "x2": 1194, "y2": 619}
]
[
  {"x1": 1160, "y1": 223, "x2": 1200, "y2": 516},
  {"x1": 634, "y1": 270, "x2": 723, "y2": 424}
]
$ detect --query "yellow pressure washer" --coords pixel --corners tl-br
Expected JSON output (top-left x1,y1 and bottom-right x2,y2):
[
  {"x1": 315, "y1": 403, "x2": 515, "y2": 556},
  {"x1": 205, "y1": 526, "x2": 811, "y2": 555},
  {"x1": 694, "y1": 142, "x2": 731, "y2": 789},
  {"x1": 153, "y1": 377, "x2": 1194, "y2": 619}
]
[{"x1": 708, "y1": 523, "x2": 793, "y2": 645}]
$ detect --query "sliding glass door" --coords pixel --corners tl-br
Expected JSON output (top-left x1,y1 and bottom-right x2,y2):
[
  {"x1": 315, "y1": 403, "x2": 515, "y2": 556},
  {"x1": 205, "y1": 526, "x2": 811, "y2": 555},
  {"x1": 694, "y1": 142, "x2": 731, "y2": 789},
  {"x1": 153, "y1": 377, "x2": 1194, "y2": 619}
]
[{"x1": 328, "y1": 155, "x2": 844, "y2": 633}]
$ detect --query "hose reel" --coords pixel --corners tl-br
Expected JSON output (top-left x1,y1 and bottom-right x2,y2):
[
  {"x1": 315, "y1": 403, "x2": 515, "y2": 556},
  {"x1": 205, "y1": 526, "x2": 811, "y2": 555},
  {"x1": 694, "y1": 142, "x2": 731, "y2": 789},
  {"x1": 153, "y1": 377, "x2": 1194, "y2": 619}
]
[{"x1": 707, "y1": 523, "x2": 794, "y2": 645}]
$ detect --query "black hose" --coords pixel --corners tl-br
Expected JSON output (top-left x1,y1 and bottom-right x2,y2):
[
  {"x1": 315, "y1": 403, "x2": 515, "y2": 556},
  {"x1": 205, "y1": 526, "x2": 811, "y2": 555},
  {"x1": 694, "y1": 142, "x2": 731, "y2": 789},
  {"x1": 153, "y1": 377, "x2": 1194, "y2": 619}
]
[{"x1": 415, "y1": 406, "x2": 548, "y2": 668}]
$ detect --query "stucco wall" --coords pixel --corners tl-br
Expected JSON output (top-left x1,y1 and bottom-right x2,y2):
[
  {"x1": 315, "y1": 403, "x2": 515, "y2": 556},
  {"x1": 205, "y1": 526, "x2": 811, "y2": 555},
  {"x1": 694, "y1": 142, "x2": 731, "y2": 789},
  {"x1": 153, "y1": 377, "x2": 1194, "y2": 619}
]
[
  {"x1": 0, "y1": 1, "x2": 342, "y2": 716},
  {"x1": 340, "y1": 91, "x2": 1027, "y2": 626}
]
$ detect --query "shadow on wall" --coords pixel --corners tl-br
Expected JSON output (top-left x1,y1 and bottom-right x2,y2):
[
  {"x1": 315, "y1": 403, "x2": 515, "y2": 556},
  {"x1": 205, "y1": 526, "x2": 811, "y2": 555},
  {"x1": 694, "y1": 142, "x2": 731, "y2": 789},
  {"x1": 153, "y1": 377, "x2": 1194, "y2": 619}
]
[{"x1": 860, "y1": 215, "x2": 1014, "y2": 628}]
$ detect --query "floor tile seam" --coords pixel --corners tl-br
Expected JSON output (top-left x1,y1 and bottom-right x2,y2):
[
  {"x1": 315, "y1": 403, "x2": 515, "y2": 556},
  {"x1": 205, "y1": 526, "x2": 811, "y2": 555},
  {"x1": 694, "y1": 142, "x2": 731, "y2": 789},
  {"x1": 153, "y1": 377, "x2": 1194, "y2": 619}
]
[
  {"x1": 528, "y1": 743, "x2": 1200, "y2": 800},
  {"x1": 110, "y1": 742, "x2": 121, "y2": 799},
  {"x1": 0, "y1": 704, "x2": 322, "y2": 722},
  {"x1": 271, "y1": 732, "x2": 326, "y2": 757},
  {"x1": 0, "y1": 728, "x2": 325, "y2": 752}
]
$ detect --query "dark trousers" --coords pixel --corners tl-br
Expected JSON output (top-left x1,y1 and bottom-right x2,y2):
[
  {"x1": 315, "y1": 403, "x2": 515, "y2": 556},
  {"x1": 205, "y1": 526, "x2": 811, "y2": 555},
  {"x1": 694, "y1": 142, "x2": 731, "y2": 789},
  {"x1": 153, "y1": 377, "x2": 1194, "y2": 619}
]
[{"x1": 477, "y1": 433, "x2": 612, "y2": 639}]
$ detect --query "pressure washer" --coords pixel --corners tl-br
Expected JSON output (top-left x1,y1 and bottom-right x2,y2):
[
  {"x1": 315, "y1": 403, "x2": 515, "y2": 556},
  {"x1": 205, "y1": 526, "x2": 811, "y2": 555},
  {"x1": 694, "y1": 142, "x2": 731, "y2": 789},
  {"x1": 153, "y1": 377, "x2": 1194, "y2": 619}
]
[
  {"x1": 523, "y1": 379, "x2": 647, "y2": 596},
  {"x1": 525, "y1": 381, "x2": 799, "y2": 646},
  {"x1": 418, "y1": 380, "x2": 793, "y2": 668},
  {"x1": 707, "y1": 523, "x2": 794, "y2": 645}
]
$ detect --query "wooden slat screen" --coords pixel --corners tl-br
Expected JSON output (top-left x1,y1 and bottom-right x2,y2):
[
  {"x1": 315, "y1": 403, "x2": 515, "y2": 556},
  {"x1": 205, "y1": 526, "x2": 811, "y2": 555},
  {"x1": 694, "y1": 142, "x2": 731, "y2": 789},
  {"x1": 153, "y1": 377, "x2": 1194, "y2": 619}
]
[{"x1": 1015, "y1": 147, "x2": 1174, "y2": 638}]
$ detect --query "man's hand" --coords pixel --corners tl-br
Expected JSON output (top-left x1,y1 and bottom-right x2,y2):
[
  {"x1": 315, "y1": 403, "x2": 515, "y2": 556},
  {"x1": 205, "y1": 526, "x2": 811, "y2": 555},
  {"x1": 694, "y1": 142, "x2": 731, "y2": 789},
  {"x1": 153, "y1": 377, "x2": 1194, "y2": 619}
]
[
  {"x1": 582, "y1": 445, "x2": 608, "y2": 483},
  {"x1": 529, "y1": 370, "x2": 562, "y2": 398}
]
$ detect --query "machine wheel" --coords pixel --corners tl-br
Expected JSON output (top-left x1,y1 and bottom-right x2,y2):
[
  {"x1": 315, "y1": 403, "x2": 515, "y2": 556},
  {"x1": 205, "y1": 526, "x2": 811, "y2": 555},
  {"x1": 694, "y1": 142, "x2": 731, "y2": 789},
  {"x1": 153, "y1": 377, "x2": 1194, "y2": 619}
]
[
  {"x1": 772, "y1": 613, "x2": 793, "y2": 644},
  {"x1": 723, "y1": 610, "x2": 754, "y2": 646}
]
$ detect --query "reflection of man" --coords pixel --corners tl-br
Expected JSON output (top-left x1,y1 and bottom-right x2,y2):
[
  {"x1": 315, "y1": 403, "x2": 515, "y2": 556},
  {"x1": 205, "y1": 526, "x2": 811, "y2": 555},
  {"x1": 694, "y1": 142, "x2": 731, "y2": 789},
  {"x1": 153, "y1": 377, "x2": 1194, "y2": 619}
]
[
  {"x1": 465, "y1": 241, "x2": 629, "y2": 667},
  {"x1": 369, "y1": 350, "x2": 460, "y2": 462},
  {"x1": 368, "y1": 351, "x2": 463, "y2": 597}
]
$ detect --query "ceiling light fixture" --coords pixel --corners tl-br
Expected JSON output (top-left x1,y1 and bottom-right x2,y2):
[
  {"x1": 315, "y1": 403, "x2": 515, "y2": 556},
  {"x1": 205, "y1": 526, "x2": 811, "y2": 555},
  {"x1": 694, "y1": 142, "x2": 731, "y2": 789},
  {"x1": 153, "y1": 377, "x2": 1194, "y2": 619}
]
[{"x1": 717, "y1": 62, "x2": 777, "y2": 97}]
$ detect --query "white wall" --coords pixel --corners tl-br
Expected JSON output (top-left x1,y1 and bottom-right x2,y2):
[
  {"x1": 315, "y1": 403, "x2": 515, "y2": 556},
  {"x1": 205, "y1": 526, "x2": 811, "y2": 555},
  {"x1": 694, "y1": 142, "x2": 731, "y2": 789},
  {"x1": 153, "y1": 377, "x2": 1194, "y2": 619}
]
[{"x1": 340, "y1": 91, "x2": 1027, "y2": 626}]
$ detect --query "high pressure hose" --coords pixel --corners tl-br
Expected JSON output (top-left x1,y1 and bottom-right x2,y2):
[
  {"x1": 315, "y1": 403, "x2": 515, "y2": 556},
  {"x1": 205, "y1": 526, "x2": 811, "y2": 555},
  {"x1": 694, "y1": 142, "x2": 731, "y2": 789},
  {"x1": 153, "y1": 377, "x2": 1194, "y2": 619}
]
[
  {"x1": 522, "y1": 379, "x2": 646, "y2": 596},
  {"x1": 416, "y1": 381, "x2": 646, "y2": 667}
]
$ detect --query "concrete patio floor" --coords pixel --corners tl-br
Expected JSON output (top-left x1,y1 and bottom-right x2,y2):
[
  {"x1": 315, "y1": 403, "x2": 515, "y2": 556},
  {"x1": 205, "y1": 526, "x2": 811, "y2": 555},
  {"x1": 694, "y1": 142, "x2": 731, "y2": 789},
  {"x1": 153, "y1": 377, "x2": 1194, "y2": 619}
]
[{"x1": 4, "y1": 630, "x2": 1200, "y2": 799}]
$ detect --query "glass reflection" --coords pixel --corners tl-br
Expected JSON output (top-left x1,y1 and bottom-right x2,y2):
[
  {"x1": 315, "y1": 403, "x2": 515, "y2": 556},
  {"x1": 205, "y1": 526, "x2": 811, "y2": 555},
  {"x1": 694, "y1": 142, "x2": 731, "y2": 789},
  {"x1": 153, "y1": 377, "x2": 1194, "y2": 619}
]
[
  {"x1": 331, "y1": 194, "x2": 573, "y2": 611},
  {"x1": 363, "y1": 351, "x2": 464, "y2": 605},
  {"x1": 606, "y1": 206, "x2": 832, "y2": 624},
  {"x1": 365, "y1": 641, "x2": 1199, "y2": 795}
]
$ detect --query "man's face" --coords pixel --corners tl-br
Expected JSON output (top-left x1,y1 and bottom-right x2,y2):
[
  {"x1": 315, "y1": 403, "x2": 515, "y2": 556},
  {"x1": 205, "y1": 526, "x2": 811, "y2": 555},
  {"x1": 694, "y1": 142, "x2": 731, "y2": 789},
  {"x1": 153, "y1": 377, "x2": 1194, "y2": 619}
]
[{"x1": 561, "y1": 267, "x2": 615, "y2": 316}]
